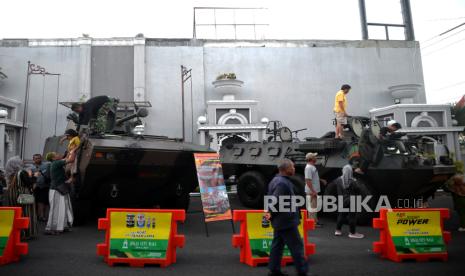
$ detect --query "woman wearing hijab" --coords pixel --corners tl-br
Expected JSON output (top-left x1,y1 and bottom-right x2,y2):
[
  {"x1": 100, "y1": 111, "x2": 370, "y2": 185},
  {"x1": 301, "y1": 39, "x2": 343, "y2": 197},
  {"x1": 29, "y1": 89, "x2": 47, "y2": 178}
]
[
  {"x1": 334, "y1": 164, "x2": 364, "y2": 239},
  {"x1": 5, "y1": 156, "x2": 39, "y2": 239}
]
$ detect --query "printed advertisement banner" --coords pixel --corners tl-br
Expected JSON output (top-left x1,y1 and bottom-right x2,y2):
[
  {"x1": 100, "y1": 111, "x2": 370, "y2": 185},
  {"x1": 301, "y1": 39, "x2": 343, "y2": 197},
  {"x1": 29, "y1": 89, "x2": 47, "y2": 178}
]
[
  {"x1": 109, "y1": 211, "x2": 172, "y2": 259},
  {"x1": 194, "y1": 153, "x2": 233, "y2": 222},
  {"x1": 0, "y1": 209, "x2": 14, "y2": 257},
  {"x1": 387, "y1": 211, "x2": 445, "y2": 254},
  {"x1": 246, "y1": 212, "x2": 304, "y2": 258}
]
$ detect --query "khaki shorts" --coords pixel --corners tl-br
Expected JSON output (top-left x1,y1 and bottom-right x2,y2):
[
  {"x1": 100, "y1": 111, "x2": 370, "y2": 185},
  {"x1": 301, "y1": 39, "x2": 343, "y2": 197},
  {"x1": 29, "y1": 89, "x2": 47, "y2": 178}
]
[{"x1": 335, "y1": 112, "x2": 347, "y2": 125}]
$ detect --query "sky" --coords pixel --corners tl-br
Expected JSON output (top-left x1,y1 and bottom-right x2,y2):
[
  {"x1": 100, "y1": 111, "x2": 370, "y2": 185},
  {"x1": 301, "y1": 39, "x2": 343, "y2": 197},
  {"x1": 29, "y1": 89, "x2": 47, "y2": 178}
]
[{"x1": 1, "y1": 0, "x2": 464, "y2": 104}]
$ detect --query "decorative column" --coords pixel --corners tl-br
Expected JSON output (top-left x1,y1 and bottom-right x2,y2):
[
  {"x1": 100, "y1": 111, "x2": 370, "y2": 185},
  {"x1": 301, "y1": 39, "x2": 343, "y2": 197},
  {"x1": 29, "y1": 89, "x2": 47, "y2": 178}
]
[
  {"x1": 0, "y1": 123, "x2": 5, "y2": 169},
  {"x1": 78, "y1": 37, "x2": 92, "y2": 100},
  {"x1": 212, "y1": 78, "x2": 244, "y2": 101},
  {"x1": 389, "y1": 84, "x2": 421, "y2": 104},
  {"x1": 133, "y1": 35, "x2": 146, "y2": 102},
  {"x1": 197, "y1": 115, "x2": 207, "y2": 146}
]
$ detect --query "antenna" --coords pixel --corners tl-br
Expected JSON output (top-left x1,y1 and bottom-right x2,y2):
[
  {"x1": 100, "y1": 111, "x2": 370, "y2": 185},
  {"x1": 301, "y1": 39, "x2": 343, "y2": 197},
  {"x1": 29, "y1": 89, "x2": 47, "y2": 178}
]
[{"x1": 181, "y1": 65, "x2": 192, "y2": 142}]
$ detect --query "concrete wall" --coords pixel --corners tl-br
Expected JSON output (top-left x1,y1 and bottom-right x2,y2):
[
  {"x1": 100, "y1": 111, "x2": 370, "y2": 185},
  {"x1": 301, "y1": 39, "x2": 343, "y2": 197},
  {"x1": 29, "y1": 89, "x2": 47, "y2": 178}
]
[
  {"x1": 0, "y1": 45, "x2": 80, "y2": 158},
  {"x1": 145, "y1": 46, "x2": 206, "y2": 142},
  {"x1": 91, "y1": 46, "x2": 134, "y2": 101},
  {"x1": 202, "y1": 45, "x2": 426, "y2": 138},
  {"x1": 0, "y1": 38, "x2": 426, "y2": 158}
]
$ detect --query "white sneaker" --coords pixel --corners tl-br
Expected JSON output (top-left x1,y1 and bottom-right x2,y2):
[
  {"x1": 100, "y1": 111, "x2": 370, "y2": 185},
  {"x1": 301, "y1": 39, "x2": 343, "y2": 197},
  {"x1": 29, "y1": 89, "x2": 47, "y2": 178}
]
[
  {"x1": 458, "y1": 227, "x2": 465, "y2": 232},
  {"x1": 348, "y1": 233, "x2": 364, "y2": 239},
  {"x1": 334, "y1": 230, "x2": 342, "y2": 236}
]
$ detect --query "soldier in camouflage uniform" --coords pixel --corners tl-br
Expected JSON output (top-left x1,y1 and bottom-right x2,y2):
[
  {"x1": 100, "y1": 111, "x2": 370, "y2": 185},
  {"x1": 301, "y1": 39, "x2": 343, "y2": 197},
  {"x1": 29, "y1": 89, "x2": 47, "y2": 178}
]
[
  {"x1": 89, "y1": 98, "x2": 118, "y2": 135},
  {"x1": 71, "y1": 96, "x2": 118, "y2": 135}
]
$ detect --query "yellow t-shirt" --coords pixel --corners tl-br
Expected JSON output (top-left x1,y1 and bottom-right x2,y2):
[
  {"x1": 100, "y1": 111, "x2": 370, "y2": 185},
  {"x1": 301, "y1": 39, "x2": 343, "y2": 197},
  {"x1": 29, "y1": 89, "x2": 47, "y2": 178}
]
[
  {"x1": 68, "y1": 136, "x2": 81, "y2": 152},
  {"x1": 333, "y1": 90, "x2": 347, "y2": 113}
]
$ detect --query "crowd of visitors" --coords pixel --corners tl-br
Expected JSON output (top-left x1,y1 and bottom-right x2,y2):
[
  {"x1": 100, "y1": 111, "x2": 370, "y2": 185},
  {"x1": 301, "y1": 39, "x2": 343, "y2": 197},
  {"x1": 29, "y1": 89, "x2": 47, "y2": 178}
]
[{"x1": 1, "y1": 128, "x2": 80, "y2": 238}]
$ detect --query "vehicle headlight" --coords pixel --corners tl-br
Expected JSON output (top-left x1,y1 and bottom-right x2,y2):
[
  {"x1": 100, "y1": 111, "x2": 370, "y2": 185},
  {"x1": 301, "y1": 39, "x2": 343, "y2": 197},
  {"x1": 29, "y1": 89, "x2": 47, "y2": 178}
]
[{"x1": 132, "y1": 125, "x2": 145, "y2": 136}]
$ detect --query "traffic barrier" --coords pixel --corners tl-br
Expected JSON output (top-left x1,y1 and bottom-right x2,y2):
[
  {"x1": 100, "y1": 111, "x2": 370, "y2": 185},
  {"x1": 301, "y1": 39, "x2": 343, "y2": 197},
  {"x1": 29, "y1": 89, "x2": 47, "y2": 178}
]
[
  {"x1": 373, "y1": 208, "x2": 451, "y2": 262},
  {"x1": 232, "y1": 210, "x2": 315, "y2": 267},
  {"x1": 0, "y1": 207, "x2": 29, "y2": 265},
  {"x1": 97, "y1": 208, "x2": 185, "y2": 267}
]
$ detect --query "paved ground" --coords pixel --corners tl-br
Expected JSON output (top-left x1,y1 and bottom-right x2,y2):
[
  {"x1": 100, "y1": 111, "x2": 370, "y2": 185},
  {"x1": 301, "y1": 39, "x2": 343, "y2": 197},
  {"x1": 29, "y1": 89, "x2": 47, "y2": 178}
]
[{"x1": 1, "y1": 193, "x2": 464, "y2": 276}]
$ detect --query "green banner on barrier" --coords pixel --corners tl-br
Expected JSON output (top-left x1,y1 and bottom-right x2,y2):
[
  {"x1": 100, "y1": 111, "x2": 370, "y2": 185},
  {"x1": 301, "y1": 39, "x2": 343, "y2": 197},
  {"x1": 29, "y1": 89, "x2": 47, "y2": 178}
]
[
  {"x1": 0, "y1": 209, "x2": 14, "y2": 257},
  {"x1": 109, "y1": 211, "x2": 172, "y2": 259},
  {"x1": 246, "y1": 212, "x2": 304, "y2": 258},
  {"x1": 387, "y1": 211, "x2": 445, "y2": 254}
]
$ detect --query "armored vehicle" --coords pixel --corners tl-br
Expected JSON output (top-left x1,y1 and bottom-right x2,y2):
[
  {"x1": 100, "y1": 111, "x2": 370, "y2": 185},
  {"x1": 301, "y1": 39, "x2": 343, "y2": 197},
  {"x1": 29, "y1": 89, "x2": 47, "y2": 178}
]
[
  {"x1": 43, "y1": 100, "x2": 212, "y2": 223},
  {"x1": 220, "y1": 118, "x2": 455, "y2": 220}
]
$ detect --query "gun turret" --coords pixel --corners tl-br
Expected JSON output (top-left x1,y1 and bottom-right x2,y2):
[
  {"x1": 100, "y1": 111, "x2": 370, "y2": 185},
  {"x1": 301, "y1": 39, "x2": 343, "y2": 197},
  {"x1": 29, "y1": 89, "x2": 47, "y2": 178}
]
[{"x1": 116, "y1": 108, "x2": 149, "y2": 126}]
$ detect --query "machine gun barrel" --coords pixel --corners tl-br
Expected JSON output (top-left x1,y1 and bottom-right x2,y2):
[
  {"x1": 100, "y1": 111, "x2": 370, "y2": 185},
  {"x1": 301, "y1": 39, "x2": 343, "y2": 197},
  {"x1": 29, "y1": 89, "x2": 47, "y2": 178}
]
[
  {"x1": 116, "y1": 114, "x2": 138, "y2": 126},
  {"x1": 292, "y1": 128, "x2": 307, "y2": 133},
  {"x1": 115, "y1": 108, "x2": 149, "y2": 126}
]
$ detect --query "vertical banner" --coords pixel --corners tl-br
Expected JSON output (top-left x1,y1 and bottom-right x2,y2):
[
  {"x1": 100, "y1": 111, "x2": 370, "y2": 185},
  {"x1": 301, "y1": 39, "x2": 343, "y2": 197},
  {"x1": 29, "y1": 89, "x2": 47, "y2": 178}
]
[
  {"x1": 108, "y1": 211, "x2": 172, "y2": 259},
  {"x1": 194, "y1": 153, "x2": 233, "y2": 222},
  {"x1": 0, "y1": 210, "x2": 15, "y2": 257},
  {"x1": 386, "y1": 211, "x2": 446, "y2": 254}
]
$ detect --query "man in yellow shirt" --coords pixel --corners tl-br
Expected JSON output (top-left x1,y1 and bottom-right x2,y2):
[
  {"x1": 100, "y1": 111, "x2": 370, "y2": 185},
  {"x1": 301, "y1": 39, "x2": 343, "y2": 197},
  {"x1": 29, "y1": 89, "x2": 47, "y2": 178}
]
[{"x1": 333, "y1": 84, "x2": 351, "y2": 139}]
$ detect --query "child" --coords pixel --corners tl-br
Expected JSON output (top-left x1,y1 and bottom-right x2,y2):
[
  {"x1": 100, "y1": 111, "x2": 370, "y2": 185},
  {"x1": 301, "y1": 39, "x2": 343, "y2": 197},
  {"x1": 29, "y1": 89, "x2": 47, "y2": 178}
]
[{"x1": 59, "y1": 129, "x2": 80, "y2": 184}]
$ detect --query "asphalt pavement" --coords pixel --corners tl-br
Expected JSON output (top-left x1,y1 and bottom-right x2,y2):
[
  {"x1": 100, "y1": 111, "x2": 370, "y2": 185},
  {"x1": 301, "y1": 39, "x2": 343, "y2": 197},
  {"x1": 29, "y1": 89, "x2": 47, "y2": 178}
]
[{"x1": 1, "y1": 193, "x2": 464, "y2": 276}]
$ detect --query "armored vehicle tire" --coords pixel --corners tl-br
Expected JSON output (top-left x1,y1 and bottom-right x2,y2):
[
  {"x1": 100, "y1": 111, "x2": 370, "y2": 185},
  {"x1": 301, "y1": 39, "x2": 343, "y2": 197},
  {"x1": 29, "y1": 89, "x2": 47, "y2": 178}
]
[{"x1": 237, "y1": 171, "x2": 267, "y2": 208}]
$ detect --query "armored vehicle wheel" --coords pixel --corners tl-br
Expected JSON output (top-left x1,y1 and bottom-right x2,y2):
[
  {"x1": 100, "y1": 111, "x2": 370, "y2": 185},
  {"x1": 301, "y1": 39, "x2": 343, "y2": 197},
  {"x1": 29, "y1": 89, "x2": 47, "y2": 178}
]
[{"x1": 237, "y1": 171, "x2": 267, "y2": 208}]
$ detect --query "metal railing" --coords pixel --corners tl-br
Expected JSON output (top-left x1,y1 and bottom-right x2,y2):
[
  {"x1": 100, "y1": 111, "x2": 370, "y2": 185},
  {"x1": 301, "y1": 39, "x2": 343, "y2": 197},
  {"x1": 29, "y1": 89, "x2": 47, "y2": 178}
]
[
  {"x1": 193, "y1": 7, "x2": 269, "y2": 40},
  {"x1": 367, "y1": 23, "x2": 406, "y2": 40}
]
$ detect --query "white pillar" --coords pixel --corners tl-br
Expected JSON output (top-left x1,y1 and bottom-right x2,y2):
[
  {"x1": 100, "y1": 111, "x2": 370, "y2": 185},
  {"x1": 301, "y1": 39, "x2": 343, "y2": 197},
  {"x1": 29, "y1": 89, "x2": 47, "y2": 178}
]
[
  {"x1": 133, "y1": 37, "x2": 146, "y2": 102},
  {"x1": 0, "y1": 124, "x2": 5, "y2": 169},
  {"x1": 453, "y1": 133, "x2": 462, "y2": 161},
  {"x1": 250, "y1": 131, "x2": 259, "y2": 141},
  {"x1": 199, "y1": 130, "x2": 206, "y2": 146},
  {"x1": 78, "y1": 37, "x2": 92, "y2": 100}
]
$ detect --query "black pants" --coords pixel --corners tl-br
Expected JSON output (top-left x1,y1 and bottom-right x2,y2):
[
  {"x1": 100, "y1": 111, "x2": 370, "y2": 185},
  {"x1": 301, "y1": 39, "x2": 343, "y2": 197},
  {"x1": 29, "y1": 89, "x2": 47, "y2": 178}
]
[
  {"x1": 336, "y1": 211, "x2": 356, "y2": 234},
  {"x1": 269, "y1": 226, "x2": 307, "y2": 274}
]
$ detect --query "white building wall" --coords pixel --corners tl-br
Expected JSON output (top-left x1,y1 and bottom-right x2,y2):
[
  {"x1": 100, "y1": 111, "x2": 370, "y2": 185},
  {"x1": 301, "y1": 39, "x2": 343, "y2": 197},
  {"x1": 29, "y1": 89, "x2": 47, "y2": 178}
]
[{"x1": 0, "y1": 39, "x2": 426, "y2": 158}]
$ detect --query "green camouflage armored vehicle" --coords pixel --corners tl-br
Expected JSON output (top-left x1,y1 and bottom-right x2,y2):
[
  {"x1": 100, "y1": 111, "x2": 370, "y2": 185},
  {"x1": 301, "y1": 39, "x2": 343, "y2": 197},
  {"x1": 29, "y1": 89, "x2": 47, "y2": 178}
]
[
  {"x1": 220, "y1": 118, "x2": 456, "y2": 220},
  {"x1": 43, "y1": 101, "x2": 212, "y2": 223}
]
